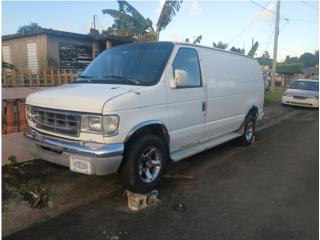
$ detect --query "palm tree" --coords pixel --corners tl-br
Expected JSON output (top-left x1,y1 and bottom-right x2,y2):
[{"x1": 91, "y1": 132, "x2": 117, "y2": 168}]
[
  {"x1": 247, "y1": 41, "x2": 259, "y2": 58},
  {"x1": 102, "y1": 0, "x2": 182, "y2": 41},
  {"x1": 156, "y1": 0, "x2": 182, "y2": 40},
  {"x1": 102, "y1": 1, "x2": 154, "y2": 39},
  {"x1": 213, "y1": 41, "x2": 228, "y2": 50}
]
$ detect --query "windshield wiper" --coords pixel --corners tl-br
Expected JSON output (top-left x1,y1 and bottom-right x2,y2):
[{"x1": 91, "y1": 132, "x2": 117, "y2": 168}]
[
  {"x1": 74, "y1": 75, "x2": 92, "y2": 83},
  {"x1": 103, "y1": 75, "x2": 140, "y2": 85}
]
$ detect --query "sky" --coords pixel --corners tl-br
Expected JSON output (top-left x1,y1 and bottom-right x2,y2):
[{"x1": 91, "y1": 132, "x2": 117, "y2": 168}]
[{"x1": 2, "y1": 0, "x2": 319, "y2": 61}]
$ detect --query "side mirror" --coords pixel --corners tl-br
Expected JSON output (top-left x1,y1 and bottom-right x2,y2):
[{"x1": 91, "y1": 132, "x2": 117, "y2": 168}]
[{"x1": 170, "y1": 69, "x2": 188, "y2": 88}]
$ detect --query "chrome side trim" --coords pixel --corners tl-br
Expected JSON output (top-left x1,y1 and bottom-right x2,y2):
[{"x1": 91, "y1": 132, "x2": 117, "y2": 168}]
[
  {"x1": 125, "y1": 120, "x2": 169, "y2": 142},
  {"x1": 25, "y1": 129, "x2": 124, "y2": 158}
]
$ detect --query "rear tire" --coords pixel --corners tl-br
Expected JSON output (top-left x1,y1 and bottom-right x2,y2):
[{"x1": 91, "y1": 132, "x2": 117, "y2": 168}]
[
  {"x1": 119, "y1": 134, "x2": 168, "y2": 193},
  {"x1": 238, "y1": 113, "x2": 256, "y2": 146}
]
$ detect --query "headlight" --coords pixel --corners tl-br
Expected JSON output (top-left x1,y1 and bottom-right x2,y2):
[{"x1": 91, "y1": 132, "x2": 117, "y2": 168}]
[
  {"x1": 103, "y1": 115, "x2": 119, "y2": 136},
  {"x1": 282, "y1": 91, "x2": 291, "y2": 97},
  {"x1": 81, "y1": 115, "x2": 102, "y2": 133},
  {"x1": 26, "y1": 106, "x2": 33, "y2": 121},
  {"x1": 308, "y1": 96, "x2": 318, "y2": 100},
  {"x1": 81, "y1": 115, "x2": 119, "y2": 136}
]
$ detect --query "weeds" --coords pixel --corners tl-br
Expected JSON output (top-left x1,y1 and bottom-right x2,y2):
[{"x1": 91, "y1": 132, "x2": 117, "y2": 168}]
[{"x1": 19, "y1": 181, "x2": 53, "y2": 208}]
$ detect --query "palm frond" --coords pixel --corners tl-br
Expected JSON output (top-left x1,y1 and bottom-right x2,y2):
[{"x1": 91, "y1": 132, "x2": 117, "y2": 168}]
[
  {"x1": 118, "y1": 0, "x2": 144, "y2": 20},
  {"x1": 156, "y1": 0, "x2": 182, "y2": 32},
  {"x1": 247, "y1": 41, "x2": 259, "y2": 57},
  {"x1": 102, "y1": 9, "x2": 133, "y2": 23}
]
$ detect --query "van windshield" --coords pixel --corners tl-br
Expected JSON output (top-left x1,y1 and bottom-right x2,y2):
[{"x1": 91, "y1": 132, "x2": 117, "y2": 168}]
[{"x1": 74, "y1": 42, "x2": 174, "y2": 86}]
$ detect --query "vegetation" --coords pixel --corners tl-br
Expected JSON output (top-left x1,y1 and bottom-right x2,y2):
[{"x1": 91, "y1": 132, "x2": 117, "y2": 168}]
[
  {"x1": 247, "y1": 41, "x2": 259, "y2": 57},
  {"x1": 257, "y1": 50, "x2": 319, "y2": 69},
  {"x1": 264, "y1": 88, "x2": 283, "y2": 105},
  {"x1": 230, "y1": 47, "x2": 245, "y2": 54},
  {"x1": 17, "y1": 22, "x2": 42, "y2": 34},
  {"x1": 276, "y1": 63, "x2": 303, "y2": 75},
  {"x1": 213, "y1": 41, "x2": 228, "y2": 49},
  {"x1": 102, "y1": 0, "x2": 182, "y2": 41},
  {"x1": 2, "y1": 61, "x2": 15, "y2": 69},
  {"x1": 193, "y1": 35, "x2": 202, "y2": 44},
  {"x1": 8, "y1": 155, "x2": 18, "y2": 168}
]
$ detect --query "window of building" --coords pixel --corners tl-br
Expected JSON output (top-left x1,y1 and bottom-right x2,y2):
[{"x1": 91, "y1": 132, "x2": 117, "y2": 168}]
[
  {"x1": 2, "y1": 46, "x2": 11, "y2": 64},
  {"x1": 59, "y1": 43, "x2": 92, "y2": 73},
  {"x1": 26, "y1": 43, "x2": 38, "y2": 74}
]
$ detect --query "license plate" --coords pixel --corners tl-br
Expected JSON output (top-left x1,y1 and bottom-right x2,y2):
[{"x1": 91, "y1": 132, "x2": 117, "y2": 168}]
[{"x1": 70, "y1": 157, "x2": 92, "y2": 174}]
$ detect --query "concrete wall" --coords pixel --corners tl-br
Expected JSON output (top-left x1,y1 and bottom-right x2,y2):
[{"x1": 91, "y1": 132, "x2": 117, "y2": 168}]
[
  {"x1": 2, "y1": 132, "x2": 34, "y2": 165},
  {"x1": 2, "y1": 35, "x2": 48, "y2": 73},
  {"x1": 47, "y1": 35, "x2": 93, "y2": 70}
]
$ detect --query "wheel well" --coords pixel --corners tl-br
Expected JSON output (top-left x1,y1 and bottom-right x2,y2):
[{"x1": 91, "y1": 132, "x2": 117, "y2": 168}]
[
  {"x1": 124, "y1": 124, "x2": 170, "y2": 153},
  {"x1": 248, "y1": 106, "x2": 258, "y2": 120}
]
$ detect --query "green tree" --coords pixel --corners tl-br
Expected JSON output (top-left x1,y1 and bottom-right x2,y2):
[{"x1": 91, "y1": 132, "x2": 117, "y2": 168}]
[
  {"x1": 299, "y1": 52, "x2": 317, "y2": 67},
  {"x1": 284, "y1": 55, "x2": 299, "y2": 64},
  {"x1": 102, "y1": 1, "x2": 154, "y2": 39},
  {"x1": 156, "y1": 1, "x2": 182, "y2": 39},
  {"x1": 213, "y1": 41, "x2": 228, "y2": 49},
  {"x1": 230, "y1": 47, "x2": 245, "y2": 54},
  {"x1": 17, "y1": 22, "x2": 42, "y2": 34},
  {"x1": 247, "y1": 41, "x2": 259, "y2": 57},
  {"x1": 102, "y1": 0, "x2": 182, "y2": 41},
  {"x1": 257, "y1": 51, "x2": 273, "y2": 67},
  {"x1": 262, "y1": 51, "x2": 270, "y2": 59},
  {"x1": 193, "y1": 35, "x2": 202, "y2": 44}
]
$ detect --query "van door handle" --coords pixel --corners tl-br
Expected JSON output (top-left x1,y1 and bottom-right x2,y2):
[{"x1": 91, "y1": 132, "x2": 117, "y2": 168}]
[{"x1": 202, "y1": 101, "x2": 207, "y2": 112}]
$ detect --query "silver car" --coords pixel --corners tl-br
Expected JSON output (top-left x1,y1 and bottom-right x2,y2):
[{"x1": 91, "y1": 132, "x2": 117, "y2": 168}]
[{"x1": 282, "y1": 79, "x2": 319, "y2": 108}]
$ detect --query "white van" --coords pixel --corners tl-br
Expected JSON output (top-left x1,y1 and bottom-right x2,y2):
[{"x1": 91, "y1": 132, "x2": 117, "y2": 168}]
[{"x1": 25, "y1": 42, "x2": 264, "y2": 193}]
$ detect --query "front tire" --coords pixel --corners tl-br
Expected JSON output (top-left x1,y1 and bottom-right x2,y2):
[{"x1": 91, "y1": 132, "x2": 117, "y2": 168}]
[
  {"x1": 238, "y1": 113, "x2": 256, "y2": 146},
  {"x1": 119, "y1": 134, "x2": 168, "y2": 193}
]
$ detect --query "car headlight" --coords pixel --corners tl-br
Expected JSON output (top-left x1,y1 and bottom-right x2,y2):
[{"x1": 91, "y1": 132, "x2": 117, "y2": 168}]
[
  {"x1": 81, "y1": 115, "x2": 102, "y2": 133},
  {"x1": 282, "y1": 91, "x2": 291, "y2": 97},
  {"x1": 103, "y1": 115, "x2": 119, "y2": 136},
  {"x1": 308, "y1": 96, "x2": 318, "y2": 100},
  {"x1": 81, "y1": 115, "x2": 119, "y2": 136},
  {"x1": 26, "y1": 106, "x2": 34, "y2": 121}
]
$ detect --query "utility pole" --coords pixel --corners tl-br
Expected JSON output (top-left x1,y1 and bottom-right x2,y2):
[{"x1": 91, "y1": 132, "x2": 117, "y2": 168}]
[
  {"x1": 93, "y1": 15, "x2": 96, "y2": 30},
  {"x1": 271, "y1": 0, "x2": 281, "y2": 94}
]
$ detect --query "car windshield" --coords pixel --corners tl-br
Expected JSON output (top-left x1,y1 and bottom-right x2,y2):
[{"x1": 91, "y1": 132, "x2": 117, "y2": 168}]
[
  {"x1": 289, "y1": 81, "x2": 319, "y2": 91},
  {"x1": 74, "y1": 42, "x2": 174, "y2": 86}
]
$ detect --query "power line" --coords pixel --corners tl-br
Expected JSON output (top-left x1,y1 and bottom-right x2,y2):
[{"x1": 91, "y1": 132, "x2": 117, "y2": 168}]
[
  {"x1": 250, "y1": 0, "x2": 317, "y2": 22},
  {"x1": 227, "y1": 1, "x2": 270, "y2": 45},
  {"x1": 301, "y1": 0, "x2": 318, "y2": 10},
  {"x1": 249, "y1": 0, "x2": 289, "y2": 21}
]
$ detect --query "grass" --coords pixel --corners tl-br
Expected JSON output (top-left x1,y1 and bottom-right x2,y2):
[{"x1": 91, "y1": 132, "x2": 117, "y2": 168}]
[{"x1": 264, "y1": 88, "x2": 283, "y2": 105}]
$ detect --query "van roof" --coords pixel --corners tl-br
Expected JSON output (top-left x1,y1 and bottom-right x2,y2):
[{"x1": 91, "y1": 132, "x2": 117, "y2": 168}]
[
  {"x1": 173, "y1": 42, "x2": 256, "y2": 60},
  {"x1": 110, "y1": 41, "x2": 256, "y2": 61}
]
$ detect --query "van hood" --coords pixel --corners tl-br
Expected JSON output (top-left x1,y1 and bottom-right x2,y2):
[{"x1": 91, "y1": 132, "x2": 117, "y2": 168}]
[
  {"x1": 26, "y1": 84, "x2": 141, "y2": 113},
  {"x1": 285, "y1": 88, "x2": 319, "y2": 97}
]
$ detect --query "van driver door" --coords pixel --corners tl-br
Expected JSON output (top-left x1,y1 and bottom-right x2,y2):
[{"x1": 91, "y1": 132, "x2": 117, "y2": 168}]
[{"x1": 165, "y1": 47, "x2": 206, "y2": 153}]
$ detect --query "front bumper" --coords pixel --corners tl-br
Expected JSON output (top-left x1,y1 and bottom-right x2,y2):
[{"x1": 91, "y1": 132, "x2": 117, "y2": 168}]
[
  {"x1": 24, "y1": 128, "x2": 124, "y2": 175},
  {"x1": 282, "y1": 96, "x2": 319, "y2": 108}
]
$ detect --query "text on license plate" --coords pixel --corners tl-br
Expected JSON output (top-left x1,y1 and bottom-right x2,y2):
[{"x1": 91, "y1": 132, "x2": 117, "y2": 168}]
[{"x1": 70, "y1": 157, "x2": 92, "y2": 174}]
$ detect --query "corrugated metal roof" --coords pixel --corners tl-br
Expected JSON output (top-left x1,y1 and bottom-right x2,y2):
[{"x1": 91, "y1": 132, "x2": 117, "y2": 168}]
[{"x1": 2, "y1": 28, "x2": 133, "y2": 43}]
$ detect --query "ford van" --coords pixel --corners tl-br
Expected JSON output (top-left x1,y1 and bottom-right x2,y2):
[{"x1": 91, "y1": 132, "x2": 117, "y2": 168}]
[{"x1": 25, "y1": 42, "x2": 264, "y2": 193}]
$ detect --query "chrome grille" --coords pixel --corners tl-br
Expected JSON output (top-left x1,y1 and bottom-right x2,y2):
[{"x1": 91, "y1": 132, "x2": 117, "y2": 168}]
[{"x1": 30, "y1": 107, "x2": 81, "y2": 136}]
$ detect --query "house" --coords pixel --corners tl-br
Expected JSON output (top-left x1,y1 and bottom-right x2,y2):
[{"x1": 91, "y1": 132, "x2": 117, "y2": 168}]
[
  {"x1": 2, "y1": 28, "x2": 133, "y2": 73},
  {"x1": 301, "y1": 66, "x2": 319, "y2": 80}
]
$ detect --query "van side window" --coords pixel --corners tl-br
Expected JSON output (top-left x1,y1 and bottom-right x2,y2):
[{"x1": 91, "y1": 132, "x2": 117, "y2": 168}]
[{"x1": 172, "y1": 48, "x2": 202, "y2": 88}]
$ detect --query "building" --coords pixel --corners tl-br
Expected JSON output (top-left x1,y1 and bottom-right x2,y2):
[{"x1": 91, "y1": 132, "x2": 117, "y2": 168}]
[
  {"x1": 2, "y1": 28, "x2": 133, "y2": 73},
  {"x1": 301, "y1": 66, "x2": 319, "y2": 80}
]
